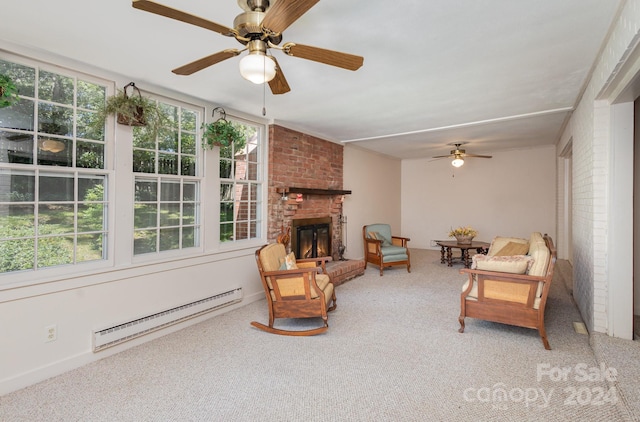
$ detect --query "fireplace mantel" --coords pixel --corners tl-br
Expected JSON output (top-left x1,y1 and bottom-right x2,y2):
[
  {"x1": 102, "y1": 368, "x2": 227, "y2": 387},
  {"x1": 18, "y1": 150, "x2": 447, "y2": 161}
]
[{"x1": 277, "y1": 187, "x2": 352, "y2": 196}]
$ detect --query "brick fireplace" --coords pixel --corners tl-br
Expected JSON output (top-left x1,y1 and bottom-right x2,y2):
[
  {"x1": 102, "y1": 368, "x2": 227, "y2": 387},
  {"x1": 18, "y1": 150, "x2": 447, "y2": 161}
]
[
  {"x1": 266, "y1": 124, "x2": 365, "y2": 285},
  {"x1": 267, "y1": 125, "x2": 346, "y2": 261}
]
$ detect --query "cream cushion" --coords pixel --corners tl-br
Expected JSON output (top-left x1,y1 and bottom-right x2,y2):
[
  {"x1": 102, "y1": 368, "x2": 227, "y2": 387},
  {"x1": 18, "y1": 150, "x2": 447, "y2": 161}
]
[
  {"x1": 260, "y1": 243, "x2": 287, "y2": 272},
  {"x1": 471, "y1": 254, "x2": 534, "y2": 274},
  {"x1": 487, "y1": 236, "x2": 529, "y2": 256},
  {"x1": 284, "y1": 252, "x2": 298, "y2": 269},
  {"x1": 494, "y1": 241, "x2": 530, "y2": 256},
  {"x1": 527, "y1": 232, "x2": 550, "y2": 277}
]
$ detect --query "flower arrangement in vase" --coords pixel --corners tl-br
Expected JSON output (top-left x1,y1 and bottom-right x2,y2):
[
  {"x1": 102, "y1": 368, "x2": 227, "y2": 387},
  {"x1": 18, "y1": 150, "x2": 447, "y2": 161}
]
[{"x1": 448, "y1": 226, "x2": 478, "y2": 244}]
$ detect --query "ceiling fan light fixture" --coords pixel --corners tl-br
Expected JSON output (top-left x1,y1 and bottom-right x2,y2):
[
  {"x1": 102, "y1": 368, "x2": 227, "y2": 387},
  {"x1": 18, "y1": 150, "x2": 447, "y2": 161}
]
[
  {"x1": 38, "y1": 139, "x2": 66, "y2": 153},
  {"x1": 239, "y1": 52, "x2": 276, "y2": 84},
  {"x1": 451, "y1": 156, "x2": 464, "y2": 167}
]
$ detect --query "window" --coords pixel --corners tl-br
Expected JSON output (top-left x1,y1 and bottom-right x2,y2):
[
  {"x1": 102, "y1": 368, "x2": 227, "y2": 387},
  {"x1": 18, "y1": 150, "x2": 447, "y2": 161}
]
[
  {"x1": 0, "y1": 52, "x2": 267, "y2": 281},
  {"x1": 220, "y1": 119, "x2": 262, "y2": 242},
  {"x1": 133, "y1": 102, "x2": 201, "y2": 255},
  {"x1": 0, "y1": 58, "x2": 108, "y2": 274}
]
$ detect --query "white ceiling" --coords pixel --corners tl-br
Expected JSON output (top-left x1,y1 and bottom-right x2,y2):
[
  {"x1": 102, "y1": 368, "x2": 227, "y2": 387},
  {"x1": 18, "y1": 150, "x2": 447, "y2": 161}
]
[{"x1": 1, "y1": 0, "x2": 622, "y2": 160}]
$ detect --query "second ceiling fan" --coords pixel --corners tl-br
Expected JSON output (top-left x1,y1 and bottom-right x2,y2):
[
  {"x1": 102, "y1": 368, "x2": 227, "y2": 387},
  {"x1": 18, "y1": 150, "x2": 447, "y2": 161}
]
[
  {"x1": 132, "y1": 0, "x2": 364, "y2": 94},
  {"x1": 432, "y1": 143, "x2": 492, "y2": 167}
]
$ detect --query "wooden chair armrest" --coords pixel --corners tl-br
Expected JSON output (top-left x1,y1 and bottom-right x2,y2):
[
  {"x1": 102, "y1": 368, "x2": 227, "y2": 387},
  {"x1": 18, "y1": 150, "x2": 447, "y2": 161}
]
[
  {"x1": 262, "y1": 267, "x2": 321, "y2": 277},
  {"x1": 459, "y1": 268, "x2": 546, "y2": 284},
  {"x1": 392, "y1": 236, "x2": 410, "y2": 247},
  {"x1": 364, "y1": 237, "x2": 382, "y2": 244}
]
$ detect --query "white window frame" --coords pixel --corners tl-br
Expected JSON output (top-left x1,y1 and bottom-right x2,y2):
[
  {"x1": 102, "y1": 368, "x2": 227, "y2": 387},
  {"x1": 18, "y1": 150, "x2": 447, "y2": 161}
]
[
  {"x1": 131, "y1": 96, "x2": 204, "y2": 262},
  {"x1": 0, "y1": 51, "x2": 270, "y2": 292},
  {"x1": 0, "y1": 53, "x2": 115, "y2": 287},
  {"x1": 216, "y1": 114, "x2": 265, "y2": 247}
]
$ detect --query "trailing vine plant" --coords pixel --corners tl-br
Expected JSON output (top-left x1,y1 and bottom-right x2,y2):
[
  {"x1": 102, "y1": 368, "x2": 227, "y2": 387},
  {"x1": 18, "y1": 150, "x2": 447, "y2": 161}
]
[{"x1": 91, "y1": 82, "x2": 171, "y2": 139}]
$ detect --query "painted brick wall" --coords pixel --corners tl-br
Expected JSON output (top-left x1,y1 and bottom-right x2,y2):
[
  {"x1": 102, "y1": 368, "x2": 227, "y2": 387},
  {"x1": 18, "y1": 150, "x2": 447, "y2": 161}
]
[
  {"x1": 556, "y1": 156, "x2": 566, "y2": 261},
  {"x1": 561, "y1": 1, "x2": 640, "y2": 333},
  {"x1": 267, "y1": 125, "x2": 345, "y2": 259}
]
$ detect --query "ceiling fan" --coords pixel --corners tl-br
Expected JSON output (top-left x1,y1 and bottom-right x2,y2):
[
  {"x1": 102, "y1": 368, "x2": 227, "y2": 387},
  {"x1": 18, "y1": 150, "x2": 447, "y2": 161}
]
[
  {"x1": 132, "y1": 0, "x2": 364, "y2": 94},
  {"x1": 432, "y1": 143, "x2": 492, "y2": 167}
]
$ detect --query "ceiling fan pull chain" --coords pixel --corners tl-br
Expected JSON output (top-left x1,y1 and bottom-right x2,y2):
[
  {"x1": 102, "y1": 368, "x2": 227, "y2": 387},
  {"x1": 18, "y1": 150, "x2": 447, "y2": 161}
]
[{"x1": 262, "y1": 55, "x2": 267, "y2": 116}]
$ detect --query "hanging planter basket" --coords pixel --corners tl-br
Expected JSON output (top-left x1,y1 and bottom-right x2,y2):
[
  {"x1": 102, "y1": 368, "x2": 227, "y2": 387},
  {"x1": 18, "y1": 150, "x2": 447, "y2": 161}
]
[
  {"x1": 91, "y1": 82, "x2": 171, "y2": 139},
  {"x1": 202, "y1": 107, "x2": 246, "y2": 150},
  {"x1": 116, "y1": 82, "x2": 146, "y2": 127}
]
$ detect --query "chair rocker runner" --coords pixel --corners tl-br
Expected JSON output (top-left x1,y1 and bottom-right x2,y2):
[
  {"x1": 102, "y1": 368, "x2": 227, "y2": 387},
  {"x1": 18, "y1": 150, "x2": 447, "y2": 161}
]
[{"x1": 252, "y1": 243, "x2": 337, "y2": 336}]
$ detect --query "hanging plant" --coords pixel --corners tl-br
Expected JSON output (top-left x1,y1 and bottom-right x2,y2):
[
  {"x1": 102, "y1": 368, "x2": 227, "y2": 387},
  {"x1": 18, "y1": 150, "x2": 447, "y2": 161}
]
[
  {"x1": 202, "y1": 107, "x2": 246, "y2": 150},
  {"x1": 91, "y1": 82, "x2": 170, "y2": 138},
  {"x1": 0, "y1": 74, "x2": 19, "y2": 108}
]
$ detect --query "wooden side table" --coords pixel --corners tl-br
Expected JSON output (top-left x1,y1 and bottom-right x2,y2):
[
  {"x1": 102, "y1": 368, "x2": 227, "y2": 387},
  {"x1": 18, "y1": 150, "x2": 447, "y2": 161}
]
[{"x1": 436, "y1": 240, "x2": 490, "y2": 268}]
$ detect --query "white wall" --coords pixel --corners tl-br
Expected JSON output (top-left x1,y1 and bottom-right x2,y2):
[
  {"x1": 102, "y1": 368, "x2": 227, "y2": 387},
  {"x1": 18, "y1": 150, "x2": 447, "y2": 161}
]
[
  {"x1": 0, "y1": 45, "x2": 267, "y2": 395},
  {"x1": 558, "y1": 0, "x2": 640, "y2": 336},
  {"x1": 0, "y1": 250, "x2": 264, "y2": 395},
  {"x1": 401, "y1": 146, "x2": 557, "y2": 249},
  {"x1": 342, "y1": 145, "x2": 402, "y2": 259}
]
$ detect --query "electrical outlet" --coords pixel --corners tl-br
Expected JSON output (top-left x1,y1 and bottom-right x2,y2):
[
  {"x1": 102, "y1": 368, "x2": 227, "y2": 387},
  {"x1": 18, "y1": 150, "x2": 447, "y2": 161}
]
[
  {"x1": 44, "y1": 324, "x2": 57, "y2": 343},
  {"x1": 430, "y1": 240, "x2": 438, "y2": 247}
]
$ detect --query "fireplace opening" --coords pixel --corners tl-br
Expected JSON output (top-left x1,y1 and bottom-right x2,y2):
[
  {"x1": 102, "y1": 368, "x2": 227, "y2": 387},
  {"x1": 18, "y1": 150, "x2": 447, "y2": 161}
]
[{"x1": 292, "y1": 217, "x2": 332, "y2": 258}]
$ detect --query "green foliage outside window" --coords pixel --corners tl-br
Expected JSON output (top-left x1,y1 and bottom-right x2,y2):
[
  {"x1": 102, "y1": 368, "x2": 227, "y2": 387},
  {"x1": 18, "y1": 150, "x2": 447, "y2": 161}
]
[
  {"x1": 0, "y1": 73, "x2": 19, "y2": 108},
  {"x1": 0, "y1": 176, "x2": 106, "y2": 273}
]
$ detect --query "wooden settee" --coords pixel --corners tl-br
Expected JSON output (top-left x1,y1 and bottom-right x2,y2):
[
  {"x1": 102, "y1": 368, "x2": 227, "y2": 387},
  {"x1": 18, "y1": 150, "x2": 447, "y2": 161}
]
[{"x1": 458, "y1": 233, "x2": 556, "y2": 349}]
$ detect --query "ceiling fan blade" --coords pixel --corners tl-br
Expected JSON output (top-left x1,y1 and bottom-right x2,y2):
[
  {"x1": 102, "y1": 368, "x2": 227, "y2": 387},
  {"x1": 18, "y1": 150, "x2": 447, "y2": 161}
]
[
  {"x1": 172, "y1": 49, "x2": 241, "y2": 75},
  {"x1": 268, "y1": 57, "x2": 291, "y2": 95},
  {"x1": 283, "y1": 43, "x2": 364, "y2": 71},
  {"x1": 432, "y1": 154, "x2": 454, "y2": 159},
  {"x1": 261, "y1": 0, "x2": 320, "y2": 34},
  {"x1": 463, "y1": 154, "x2": 492, "y2": 158},
  {"x1": 132, "y1": 0, "x2": 236, "y2": 37}
]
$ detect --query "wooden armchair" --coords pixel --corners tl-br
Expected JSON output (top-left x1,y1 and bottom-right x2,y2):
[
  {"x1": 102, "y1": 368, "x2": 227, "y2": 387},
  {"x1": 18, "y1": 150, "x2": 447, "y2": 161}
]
[
  {"x1": 251, "y1": 243, "x2": 337, "y2": 336},
  {"x1": 458, "y1": 233, "x2": 556, "y2": 349},
  {"x1": 363, "y1": 224, "x2": 411, "y2": 276}
]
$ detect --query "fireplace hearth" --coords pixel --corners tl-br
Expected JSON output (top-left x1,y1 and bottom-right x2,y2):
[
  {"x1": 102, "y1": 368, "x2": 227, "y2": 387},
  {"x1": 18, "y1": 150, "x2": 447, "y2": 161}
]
[{"x1": 292, "y1": 217, "x2": 332, "y2": 258}]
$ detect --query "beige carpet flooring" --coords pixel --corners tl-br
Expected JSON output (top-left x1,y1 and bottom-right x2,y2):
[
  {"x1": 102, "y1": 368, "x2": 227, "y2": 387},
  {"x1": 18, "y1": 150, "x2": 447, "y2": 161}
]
[{"x1": 1, "y1": 249, "x2": 638, "y2": 421}]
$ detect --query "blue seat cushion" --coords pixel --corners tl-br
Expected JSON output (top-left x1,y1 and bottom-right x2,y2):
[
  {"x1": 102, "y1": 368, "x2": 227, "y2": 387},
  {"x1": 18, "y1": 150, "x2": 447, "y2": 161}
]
[{"x1": 381, "y1": 245, "x2": 408, "y2": 262}]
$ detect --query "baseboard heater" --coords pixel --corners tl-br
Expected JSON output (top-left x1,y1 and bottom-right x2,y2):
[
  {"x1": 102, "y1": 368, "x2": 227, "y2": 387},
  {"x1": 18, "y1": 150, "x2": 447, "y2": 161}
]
[{"x1": 92, "y1": 288, "x2": 242, "y2": 352}]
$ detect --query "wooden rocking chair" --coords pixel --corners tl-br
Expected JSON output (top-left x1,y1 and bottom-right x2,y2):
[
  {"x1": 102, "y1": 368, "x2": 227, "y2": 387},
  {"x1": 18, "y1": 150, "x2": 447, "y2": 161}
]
[{"x1": 251, "y1": 243, "x2": 337, "y2": 336}]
